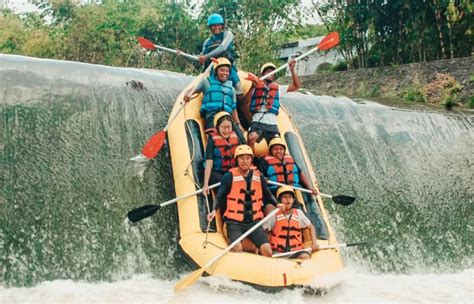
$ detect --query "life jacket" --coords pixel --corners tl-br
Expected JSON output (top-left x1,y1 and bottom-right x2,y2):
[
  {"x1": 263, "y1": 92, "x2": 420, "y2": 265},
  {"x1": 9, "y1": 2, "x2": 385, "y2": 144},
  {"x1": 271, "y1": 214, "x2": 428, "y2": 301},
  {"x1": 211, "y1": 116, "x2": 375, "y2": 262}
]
[
  {"x1": 263, "y1": 154, "x2": 301, "y2": 191},
  {"x1": 202, "y1": 31, "x2": 237, "y2": 68},
  {"x1": 224, "y1": 167, "x2": 264, "y2": 222},
  {"x1": 210, "y1": 131, "x2": 240, "y2": 173},
  {"x1": 250, "y1": 81, "x2": 280, "y2": 114},
  {"x1": 270, "y1": 209, "x2": 304, "y2": 252},
  {"x1": 201, "y1": 75, "x2": 235, "y2": 115}
]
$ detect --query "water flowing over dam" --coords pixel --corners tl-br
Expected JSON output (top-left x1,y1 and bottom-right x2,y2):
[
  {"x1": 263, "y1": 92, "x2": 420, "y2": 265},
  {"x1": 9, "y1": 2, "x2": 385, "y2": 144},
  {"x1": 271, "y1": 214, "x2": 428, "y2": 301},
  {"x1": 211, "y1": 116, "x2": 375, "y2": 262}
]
[{"x1": 1, "y1": 54, "x2": 472, "y2": 303}]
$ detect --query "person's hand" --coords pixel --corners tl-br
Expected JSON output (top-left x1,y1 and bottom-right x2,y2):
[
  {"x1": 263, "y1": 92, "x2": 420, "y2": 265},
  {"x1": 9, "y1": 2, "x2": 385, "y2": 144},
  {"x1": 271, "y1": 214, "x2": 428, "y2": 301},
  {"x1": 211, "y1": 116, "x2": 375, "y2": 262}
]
[
  {"x1": 277, "y1": 203, "x2": 285, "y2": 212},
  {"x1": 176, "y1": 49, "x2": 182, "y2": 56},
  {"x1": 311, "y1": 188, "x2": 320, "y2": 196},
  {"x1": 311, "y1": 243, "x2": 319, "y2": 252},
  {"x1": 202, "y1": 184, "x2": 210, "y2": 195},
  {"x1": 183, "y1": 95, "x2": 191, "y2": 103},
  {"x1": 207, "y1": 210, "x2": 216, "y2": 222},
  {"x1": 198, "y1": 55, "x2": 207, "y2": 65},
  {"x1": 288, "y1": 59, "x2": 296, "y2": 70}
]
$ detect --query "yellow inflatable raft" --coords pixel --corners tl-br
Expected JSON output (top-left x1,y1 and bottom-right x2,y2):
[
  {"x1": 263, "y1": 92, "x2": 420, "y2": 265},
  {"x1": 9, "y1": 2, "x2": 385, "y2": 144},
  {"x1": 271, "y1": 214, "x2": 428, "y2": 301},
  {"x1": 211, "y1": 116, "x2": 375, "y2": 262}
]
[{"x1": 166, "y1": 69, "x2": 343, "y2": 288}]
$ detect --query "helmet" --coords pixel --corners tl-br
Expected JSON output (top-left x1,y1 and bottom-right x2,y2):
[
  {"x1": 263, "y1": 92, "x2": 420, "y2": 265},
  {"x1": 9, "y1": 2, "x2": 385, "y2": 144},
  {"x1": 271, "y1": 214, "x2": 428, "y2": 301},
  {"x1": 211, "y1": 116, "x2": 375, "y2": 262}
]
[
  {"x1": 260, "y1": 62, "x2": 277, "y2": 74},
  {"x1": 213, "y1": 111, "x2": 232, "y2": 128},
  {"x1": 207, "y1": 13, "x2": 224, "y2": 26},
  {"x1": 268, "y1": 136, "x2": 286, "y2": 151},
  {"x1": 214, "y1": 57, "x2": 231, "y2": 70},
  {"x1": 276, "y1": 185, "x2": 295, "y2": 200},
  {"x1": 234, "y1": 144, "x2": 253, "y2": 159}
]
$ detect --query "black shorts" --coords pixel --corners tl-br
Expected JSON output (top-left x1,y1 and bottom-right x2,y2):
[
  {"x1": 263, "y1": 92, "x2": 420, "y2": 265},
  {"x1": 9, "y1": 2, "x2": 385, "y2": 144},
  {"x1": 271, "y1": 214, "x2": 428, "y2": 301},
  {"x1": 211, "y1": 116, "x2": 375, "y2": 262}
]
[
  {"x1": 248, "y1": 121, "x2": 280, "y2": 144},
  {"x1": 226, "y1": 221, "x2": 269, "y2": 248}
]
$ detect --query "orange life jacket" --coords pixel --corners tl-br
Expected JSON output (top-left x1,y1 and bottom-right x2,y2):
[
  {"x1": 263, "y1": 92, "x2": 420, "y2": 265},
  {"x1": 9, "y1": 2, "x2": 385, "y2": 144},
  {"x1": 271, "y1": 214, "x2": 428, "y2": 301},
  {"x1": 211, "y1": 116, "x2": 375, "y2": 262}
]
[
  {"x1": 224, "y1": 167, "x2": 264, "y2": 222},
  {"x1": 270, "y1": 209, "x2": 304, "y2": 252},
  {"x1": 210, "y1": 131, "x2": 239, "y2": 173},
  {"x1": 250, "y1": 82, "x2": 280, "y2": 114}
]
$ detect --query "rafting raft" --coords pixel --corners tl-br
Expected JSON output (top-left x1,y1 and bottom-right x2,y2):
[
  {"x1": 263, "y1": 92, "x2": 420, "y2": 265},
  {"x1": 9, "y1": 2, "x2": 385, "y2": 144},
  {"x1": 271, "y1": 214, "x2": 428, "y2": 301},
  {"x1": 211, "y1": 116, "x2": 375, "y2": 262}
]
[{"x1": 166, "y1": 68, "x2": 343, "y2": 288}]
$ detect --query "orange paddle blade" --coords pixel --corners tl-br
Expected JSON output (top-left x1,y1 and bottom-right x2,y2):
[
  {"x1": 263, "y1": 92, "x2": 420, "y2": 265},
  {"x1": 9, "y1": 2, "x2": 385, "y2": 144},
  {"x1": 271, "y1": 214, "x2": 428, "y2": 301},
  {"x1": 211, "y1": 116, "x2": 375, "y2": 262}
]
[
  {"x1": 317, "y1": 32, "x2": 340, "y2": 51},
  {"x1": 141, "y1": 130, "x2": 166, "y2": 159},
  {"x1": 137, "y1": 37, "x2": 157, "y2": 50}
]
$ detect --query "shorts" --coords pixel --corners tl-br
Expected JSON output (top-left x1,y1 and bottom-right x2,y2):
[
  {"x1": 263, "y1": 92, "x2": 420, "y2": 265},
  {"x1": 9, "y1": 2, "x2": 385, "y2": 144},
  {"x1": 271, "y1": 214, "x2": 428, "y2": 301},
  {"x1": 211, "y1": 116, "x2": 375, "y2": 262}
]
[
  {"x1": 226, "y1": 221, "x2": 269, "y2": 248},
  {"x1": 248, "y1": 121, "x2": 280, "y2": 144}
]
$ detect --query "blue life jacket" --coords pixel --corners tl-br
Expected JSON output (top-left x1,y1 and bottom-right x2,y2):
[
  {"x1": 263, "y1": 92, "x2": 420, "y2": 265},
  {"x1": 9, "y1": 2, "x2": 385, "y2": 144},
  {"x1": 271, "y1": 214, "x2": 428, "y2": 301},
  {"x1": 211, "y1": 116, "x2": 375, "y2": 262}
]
[
  {"x1": 203, "y1": 31, "x2": 237, "y2": 68},
  {"x1": 201, "y1": 75, "x2": 235, "y2": 115},
  {"x1": 250, "y1": 82, "x2": 280, "y2": 114}
]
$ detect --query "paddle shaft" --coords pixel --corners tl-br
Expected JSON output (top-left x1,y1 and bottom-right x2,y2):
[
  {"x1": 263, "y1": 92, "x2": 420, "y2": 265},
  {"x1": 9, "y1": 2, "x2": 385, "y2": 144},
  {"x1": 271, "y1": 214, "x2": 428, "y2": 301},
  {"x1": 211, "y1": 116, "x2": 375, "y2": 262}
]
[
  {"x1": 163, "y1": 182, "x2": 221, "y2": 208},
  {"x1": 201, "y1": 208, "x2": 279, "y2": 271},
  {"x1": 154, "y1": 44, "x2": 199, "y2": 61},
  {"x1": 267, "y1": 180, "x2": 332, "y2": 199},
  {"x1": 272, "y1": 241, "x2": 367, "y2": 258}
]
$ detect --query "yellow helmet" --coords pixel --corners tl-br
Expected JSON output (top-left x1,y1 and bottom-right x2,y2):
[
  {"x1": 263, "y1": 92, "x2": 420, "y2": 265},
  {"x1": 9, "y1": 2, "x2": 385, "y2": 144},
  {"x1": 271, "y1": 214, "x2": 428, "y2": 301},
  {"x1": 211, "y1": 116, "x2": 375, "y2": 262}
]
[
  {"x1": 213, "y1": 111, "x2": 232, "y2": 128},
  {"x1": 276, "y1": 185, "x2": 295, "y2": 199},
  {"x1": 268, "y1": 136, "x2": 286, "y2": 151},
  {"x1": 260, "y1": 62, "x2": 276, "y2": 74},
  {"x1": 234, "y1": 144, "x2": 253, "y2": 159},
  {"x1": 214, "y1": 57, "x2": 231, "y2": 70}
]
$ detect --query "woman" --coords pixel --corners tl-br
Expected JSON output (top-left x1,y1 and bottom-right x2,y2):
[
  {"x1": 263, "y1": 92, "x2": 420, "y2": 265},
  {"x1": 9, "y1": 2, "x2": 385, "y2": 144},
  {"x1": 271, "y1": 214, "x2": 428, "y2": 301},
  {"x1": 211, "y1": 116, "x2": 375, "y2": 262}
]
[{"x1": 202, "y1": 111, "x2": 246, "y2": 194}]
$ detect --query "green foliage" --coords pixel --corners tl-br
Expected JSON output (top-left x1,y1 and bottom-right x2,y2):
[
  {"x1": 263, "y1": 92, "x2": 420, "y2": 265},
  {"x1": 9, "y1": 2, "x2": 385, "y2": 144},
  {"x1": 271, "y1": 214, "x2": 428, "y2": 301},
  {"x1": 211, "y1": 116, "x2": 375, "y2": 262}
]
[
  {"x1": 331, "y1": 60, "x2": 347, "y2": 71},
  {"x1": 314, "y1": 0, "x2": 474, "y2": 69},
  {"x1": 402, "y1": 87, "x2": 427, "y2": 103},
  {"x1": 469, "y1": 96, "x2": 474, "y2": 108}
]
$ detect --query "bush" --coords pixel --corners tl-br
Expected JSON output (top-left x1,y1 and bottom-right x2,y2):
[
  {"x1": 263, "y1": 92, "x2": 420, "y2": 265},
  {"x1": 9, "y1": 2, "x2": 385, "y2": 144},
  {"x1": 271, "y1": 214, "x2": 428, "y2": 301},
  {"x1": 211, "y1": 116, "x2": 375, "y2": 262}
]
[{"x1": 401, "y1": 87, "x2": 426, "y2": 103}]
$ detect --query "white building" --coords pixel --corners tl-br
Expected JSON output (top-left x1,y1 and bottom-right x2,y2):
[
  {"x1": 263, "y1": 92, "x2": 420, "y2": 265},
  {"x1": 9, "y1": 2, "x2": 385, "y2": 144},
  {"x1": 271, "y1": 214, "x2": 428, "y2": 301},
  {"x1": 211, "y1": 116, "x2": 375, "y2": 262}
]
[{"x1": 278, "y1": 36, "x2": 344, "y2": 76}]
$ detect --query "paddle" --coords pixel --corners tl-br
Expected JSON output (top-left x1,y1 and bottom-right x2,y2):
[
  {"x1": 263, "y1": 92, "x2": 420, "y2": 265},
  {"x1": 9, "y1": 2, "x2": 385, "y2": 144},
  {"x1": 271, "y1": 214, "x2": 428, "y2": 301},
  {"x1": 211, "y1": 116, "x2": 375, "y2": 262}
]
[
  {"x1": 137, "y1": 37, "x2": 199, "y2": 61},
  {"x1": 127, "y1": 182, "x2": 221, "y2": 223},
  {"x1": 174, "y1": 208, "x2": 280, "y2": 292},
  {"x1": 260, "y1": 32, "x2": 340, "y2": 81},
  {"x1": 267, "y1": 180, "x2": 356, "y2": 206},
  {"x1": 272, "y1": 240, "x2": 374, "y2": 258}
]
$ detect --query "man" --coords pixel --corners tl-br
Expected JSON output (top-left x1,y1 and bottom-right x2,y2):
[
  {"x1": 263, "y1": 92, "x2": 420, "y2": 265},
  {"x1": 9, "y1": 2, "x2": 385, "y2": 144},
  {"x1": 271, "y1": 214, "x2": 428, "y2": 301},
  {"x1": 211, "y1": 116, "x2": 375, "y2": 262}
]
[
  {"x1": 246, "y1": 60, "x2": 301, "y2": 148},
  {"x1": 199, "y1": 13, "x2": 243, "y2": 101},
  {"x1": 183, "y1": 57, "x2": 244, "y2": 136},
  {"x1": 207, "y1": 145, "x2": 277, "y2": 256}
]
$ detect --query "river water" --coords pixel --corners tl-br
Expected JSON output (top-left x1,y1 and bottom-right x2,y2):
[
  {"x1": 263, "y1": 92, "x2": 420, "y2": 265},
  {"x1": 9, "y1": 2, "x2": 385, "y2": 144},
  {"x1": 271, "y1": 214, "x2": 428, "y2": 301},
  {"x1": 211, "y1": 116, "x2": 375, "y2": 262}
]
[{"x1": 1, "y1": 54, "x2": 473, "y2": 303}]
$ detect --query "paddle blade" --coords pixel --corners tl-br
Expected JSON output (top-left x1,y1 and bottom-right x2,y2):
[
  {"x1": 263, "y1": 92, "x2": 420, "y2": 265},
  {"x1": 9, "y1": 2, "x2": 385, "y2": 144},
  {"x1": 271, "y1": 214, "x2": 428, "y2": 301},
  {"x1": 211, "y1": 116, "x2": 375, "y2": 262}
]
[
  {"x1": 174, "y1": 268, "x2": 205, "y2": 292},
  {"x1": 141, "y1": 130, "x2": 166, "y2": 159},
  {"x1": 332, "y1": 195, "x2": 356, "y2": 206},
  {"x1": 127, "y1": 204, "x2": 161, "y2": 223},
  {"x1": 317, "y1": 32, "x2": 340, "y2": 51},
  {"x1": 137, "y1": 37, "x2": 157, "y2": 50}
]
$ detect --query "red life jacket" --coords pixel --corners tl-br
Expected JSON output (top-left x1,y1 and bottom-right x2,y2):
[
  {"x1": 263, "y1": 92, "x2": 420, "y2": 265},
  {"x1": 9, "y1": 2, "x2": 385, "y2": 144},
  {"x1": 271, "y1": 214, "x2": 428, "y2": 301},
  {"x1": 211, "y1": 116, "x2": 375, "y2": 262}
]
[
  {"x1": 270, "y1": 209, "x2": 304, "y2": 252},
  {"x1": 224, "y1": 167, "x2": 264, "y2": 222},
  {"x1": 263, "y1": 154, "x2": 299, "y2": 186},
  {"x1": 250, "y1": 82, "x2": 280, "y2": 114},
  {"x1": 210, "y1": 131, "x2": 240, "y2": 173}
]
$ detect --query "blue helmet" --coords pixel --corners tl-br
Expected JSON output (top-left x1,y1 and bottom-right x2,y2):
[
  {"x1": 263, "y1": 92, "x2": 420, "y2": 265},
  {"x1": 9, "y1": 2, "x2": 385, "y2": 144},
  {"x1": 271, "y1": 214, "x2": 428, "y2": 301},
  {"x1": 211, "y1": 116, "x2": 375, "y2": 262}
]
[{"x1": 207, "y1": 13, "x2": 224, "y2": 26}]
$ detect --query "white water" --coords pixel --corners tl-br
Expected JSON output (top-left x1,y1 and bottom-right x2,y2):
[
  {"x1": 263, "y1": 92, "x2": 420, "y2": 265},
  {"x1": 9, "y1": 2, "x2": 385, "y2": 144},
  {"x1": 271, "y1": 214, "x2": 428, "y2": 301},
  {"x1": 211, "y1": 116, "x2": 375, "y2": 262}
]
[{"x1": 2, "y1": 268, "x2": 472, "y2": 303}]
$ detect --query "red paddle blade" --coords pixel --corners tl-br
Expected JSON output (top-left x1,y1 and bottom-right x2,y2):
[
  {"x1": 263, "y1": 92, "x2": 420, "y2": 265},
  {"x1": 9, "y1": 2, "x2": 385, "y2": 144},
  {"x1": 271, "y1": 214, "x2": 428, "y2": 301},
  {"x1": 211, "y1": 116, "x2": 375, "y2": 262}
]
[
  {"x1": 317, "y1": 32, "x2": 340, "y2": 51},
  {"x1": 141, "y1": 130, "x2": 166, "y2": 159},
  {"x1": 137, "y1": 37, "x2": 157, "y2": 50}
]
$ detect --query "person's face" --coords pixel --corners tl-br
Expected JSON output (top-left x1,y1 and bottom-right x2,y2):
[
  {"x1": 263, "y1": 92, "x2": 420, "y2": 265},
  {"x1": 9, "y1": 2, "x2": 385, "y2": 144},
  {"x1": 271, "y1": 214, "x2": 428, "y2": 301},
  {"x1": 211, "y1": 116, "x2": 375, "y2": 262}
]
[
  {"x1": 210, "y1": 24, "x2": 223, "y2": 35},
  {"x1": 237, "y1": 154, "x2": 252, "y2": 171},
  {"x1": 216, "y1": 66, "x2": 230, "y2": 82},
  {"x1": 279, "y1": 193, "x2": 295, "y2": 210},
  {"x1": 262, "y1": 68, "x2": 276, "y2": 82},
  {"x1": 270, "y1": 145, "x2": 285, "y2": 160},
  {"x1": 218, "y1": 120, "x2": 232, "y2": 138}
]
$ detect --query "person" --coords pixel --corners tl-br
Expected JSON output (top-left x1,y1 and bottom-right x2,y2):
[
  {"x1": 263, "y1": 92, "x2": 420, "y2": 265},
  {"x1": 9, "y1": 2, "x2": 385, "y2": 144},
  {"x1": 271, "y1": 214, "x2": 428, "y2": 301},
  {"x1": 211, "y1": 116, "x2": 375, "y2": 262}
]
[
  {"x1": 257, "y1": 136, "x2": 318, "y2": 196},
  {"x1": 207, "y1": 145, "x2": 277, "y2": 257},
  {"x1": 245, "y1": 60, "x2": 301, "y2": 148},
  {"x1": 264, "y1": 186, "x2": 319, "y2": 259},
  {"x1": 202, "y1": 111, "x2": 246, "y2": 195},
  {"x1": 199, "y1": 13, "x2": 243, "y2": 101},
  {"x1": 257, "y1": 136, "x2": 330, "y2": 240},
  {"x1": 183, "y1": 57, "x2": 244, "y2": 135}
]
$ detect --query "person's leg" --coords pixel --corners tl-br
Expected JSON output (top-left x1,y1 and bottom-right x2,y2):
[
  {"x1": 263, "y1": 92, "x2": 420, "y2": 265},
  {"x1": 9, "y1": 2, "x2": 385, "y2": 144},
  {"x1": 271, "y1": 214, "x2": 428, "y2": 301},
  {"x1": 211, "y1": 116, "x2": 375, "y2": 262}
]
[
  {"x1": 204, "y1": 112, "x2": 217, "y2": 134},
  {"x1": 249, "y1": 226, "x2": 272, "y2": 257},
  {"x1": 226, "y1": 223, "x2": 244, "y2": 252}
]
